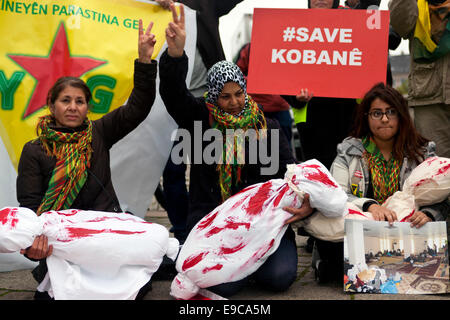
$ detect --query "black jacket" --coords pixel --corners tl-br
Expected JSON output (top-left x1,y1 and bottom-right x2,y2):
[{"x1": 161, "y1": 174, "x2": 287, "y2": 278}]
[
  {"x1": 283, "y1": 95, "x2": 357, "y2": 169},
  {"x1": 17, "y1": 60, "x2": 157, "y2": 213},
  {"x1": 159, "y1": 50, "x2": 296, "y2": 231}
]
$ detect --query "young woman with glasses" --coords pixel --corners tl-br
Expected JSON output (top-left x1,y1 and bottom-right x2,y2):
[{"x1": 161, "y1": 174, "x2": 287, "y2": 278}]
[
  {"x1": 311, "y1": 83, "x2": 449, "y2": 284},
  {"x1": 331, "y1": 82, "x2": 448, "y2": 226}
]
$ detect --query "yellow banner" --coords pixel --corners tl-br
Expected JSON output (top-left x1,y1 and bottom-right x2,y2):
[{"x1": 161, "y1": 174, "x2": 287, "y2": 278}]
[{"x1": 0, "y1": 0, "x2": 175, "y2": 169}]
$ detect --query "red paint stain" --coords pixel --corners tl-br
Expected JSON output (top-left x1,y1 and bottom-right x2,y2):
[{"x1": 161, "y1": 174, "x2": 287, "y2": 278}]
[
  {"x1": 413, "y1": 162, "x2": 449, "y2": 187},
  {"x1": 233, "y1": 184, "x2": 258, "y2": 197},
  {"x1": 412, "y1": 178, "x2": 431, "y2": 187},
  {"x1": 348, "y1": 209, "x2": 366, "y2": 218},
  {"x1": 425, "y1": 157, "x2": 438, "y2": 166},
  {"x1": 205, "y1": 218, "x2": 250, "y2": 238},
  {"x1": 273, "y1": 184, "x2": 290, "y2": 207},
  {"x1": 231, "y1": 194, "x2": 251, "y2": 210},
  {"x1": 61, "y1": 227, "x2": 145, "y2": 242},
  {"x1": 189, "y1": 294, "x2": 212, "y2": 300},
  {"x1": 239, "y1": 239, "x2": 275, "y2": 272},
  {"x1": 182, "y1": 252, "x2": 208, "y2": 271},
  {"x1": 197, "y1": 211, "x2": 218, "y2": 230},
  {"x1": 85, "y1": 216, "x2": 152, "y2": 224},
  {"x1": 56, "y1": 210, "x2": 80, "y2": 216},
  {"x1": 202, "y1": 264, "x2": 223, "y2": 274},
  {"x1": 218, "y1": 242, "x2": 246, "y2": 255},
  {"x1": 291, "y1": 175, "x2": 297, "y2": 185},
  {"x1": 229, "y1": 239, "x2": 276, "y2": 280},
  {"x1": 244, "y1": 181, "x2": 273, "y2": 216},
  {"x1": 436, "y1": 163, "x2": 450, "y2": 176},
  {"x1": 302, "y1": 165, "x2": 337, "y2": 188},
  {"x1": 400, "y1": 210, "x2": 415, "y2": 222},
  {"x1": 256, "y1": 239, "x2": 275, "y2": 259},
  {"x1": 0, "y1": 208, "x2": 19, "y2": 229}
]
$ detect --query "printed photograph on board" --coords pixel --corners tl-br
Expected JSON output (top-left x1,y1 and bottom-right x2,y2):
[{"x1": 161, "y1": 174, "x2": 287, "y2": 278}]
[{"x1": 344, "y1": 220, "x2": 449, "y2": 294}]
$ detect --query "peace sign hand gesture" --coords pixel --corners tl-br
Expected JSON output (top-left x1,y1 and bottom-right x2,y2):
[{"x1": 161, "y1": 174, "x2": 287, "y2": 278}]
[
  {"x1": 166, "y1": 3, "x2": 186, "y2": 58},
  {"x1": 138, "y1": 20, "x2": 156, "y2": 64}
]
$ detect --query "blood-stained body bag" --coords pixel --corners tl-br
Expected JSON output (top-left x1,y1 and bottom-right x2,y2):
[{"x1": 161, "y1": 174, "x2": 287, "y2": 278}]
[
  {"x1": 298, "y1": 157, "x2": 450, "y2": 242},
  {"x1": 383, "y1": 157, "x2": 450, "y2": 220},
  {"x1": 171, "y1": 159, "x2": 348, "y2": 300},
  {"x1": 0, "y1": 207, "x2": 179, "y2": 300}
]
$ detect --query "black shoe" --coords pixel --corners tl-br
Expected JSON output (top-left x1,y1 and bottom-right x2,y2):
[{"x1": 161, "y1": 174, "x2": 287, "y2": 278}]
[
  {"x1": 305, "y1": 236, "x2": 314, "y2": 253},
  {"x1": 152, "y1": 255, "x2": 177, "y2": 281},
  {"x1": 33, "y1": 290, "x2": 54, "y2": 300}
]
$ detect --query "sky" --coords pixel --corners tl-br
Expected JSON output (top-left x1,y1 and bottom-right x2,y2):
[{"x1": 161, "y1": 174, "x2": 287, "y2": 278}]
[{"x1": 218, "y1": 0, "x2": 409, "y2": 61}]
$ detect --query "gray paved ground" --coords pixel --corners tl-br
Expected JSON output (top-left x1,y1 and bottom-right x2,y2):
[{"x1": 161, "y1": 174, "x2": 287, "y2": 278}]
[{"x1": 1, "y1": 209, "x2": 449, "y2": 301}]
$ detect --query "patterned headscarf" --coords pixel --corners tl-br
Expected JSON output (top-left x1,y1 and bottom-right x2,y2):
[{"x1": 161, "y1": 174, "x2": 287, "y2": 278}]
[
  {"x1": 206, "y1": 60, "x2": 247, "y2": 106},
  {"x1": 36, "y1": 115, "x2": 93, "y2": 215},
  {"x1": 205, "y1": 60, "x2": 267, "y2": 201}
]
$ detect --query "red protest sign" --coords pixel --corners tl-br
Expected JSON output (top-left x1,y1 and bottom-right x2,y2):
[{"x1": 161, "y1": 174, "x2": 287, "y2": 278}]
[{"x1": 247, "y1": 8, "x2": 390, "y2": 99}]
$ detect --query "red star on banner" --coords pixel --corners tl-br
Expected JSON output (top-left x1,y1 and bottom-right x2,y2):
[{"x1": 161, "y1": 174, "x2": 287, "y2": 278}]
[{"x1": 9, "y1": 22, "x2": 106, "y2": 119}]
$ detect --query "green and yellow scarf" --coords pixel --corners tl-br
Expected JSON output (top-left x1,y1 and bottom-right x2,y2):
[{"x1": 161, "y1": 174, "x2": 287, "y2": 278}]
[
  {"x1": 205, "y1": 94, "x2": 267, "y2": 202},
  {"x1": 362, "y1": 136, "x2": 401, "y2": 204},
  {"x1": 413, "y1": 0, "x2": 450, "y2": 62},
  {"x1": 36, "y1": 115, "x2": 93, "y2": 215}
]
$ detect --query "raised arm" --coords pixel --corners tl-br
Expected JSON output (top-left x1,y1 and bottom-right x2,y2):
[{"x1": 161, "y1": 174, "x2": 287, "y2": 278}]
[
  {"x1": 159, "y1": 4, "x2": 207, "y2": 128},
  {"x1": 166, "y1": 3, "x2": 186, "y2": 58},
  {"x1": 99, "y1": 19, "x2": 158, "y2": 148}
]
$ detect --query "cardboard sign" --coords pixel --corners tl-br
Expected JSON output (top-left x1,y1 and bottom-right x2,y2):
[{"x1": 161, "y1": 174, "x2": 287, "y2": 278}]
[{"x1": 247, "y1": 8, "x2": 390, "y2": 99}]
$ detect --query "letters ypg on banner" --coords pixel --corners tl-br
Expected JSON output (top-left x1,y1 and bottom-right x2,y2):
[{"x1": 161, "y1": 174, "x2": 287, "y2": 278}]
[
  {"x1": 0, "y1": 0, "x2": 175, "y2": 169},
  {"x1": 0, "y1": 0, "x2": 197, "y2": 218},
  {"x1": 247, "y1": 8, "x2": 389, "y2": 99}
]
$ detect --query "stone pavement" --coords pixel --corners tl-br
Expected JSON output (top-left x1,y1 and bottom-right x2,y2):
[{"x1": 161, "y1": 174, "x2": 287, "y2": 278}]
[{"x1": 0, "y1": 209, "x2": 449, "y2": 302}]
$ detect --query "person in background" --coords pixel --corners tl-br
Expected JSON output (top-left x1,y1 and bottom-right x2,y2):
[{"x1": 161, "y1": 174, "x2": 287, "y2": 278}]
[
  {"x1": 16, "y1": 20, "x2": 158, "y2": 300},
  {"x1": 284, "y1": 0, "x2": 358, "y2": 169},
  {"x1": 343, "y1": 0, "x2": 402, "y2": 86},
  {"x1": 283, "y1": 0, "x2": 358, "y2": 255},
  {"x1": 389, "y1": 0, "x2": 450, "y2": 158}
]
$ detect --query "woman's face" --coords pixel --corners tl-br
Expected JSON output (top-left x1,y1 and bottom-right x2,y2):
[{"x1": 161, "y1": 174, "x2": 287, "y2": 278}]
[
  {"x1": 216, "y1": 82, "x2": 246, "y2": 116},
  {"x1": 368, "y1": 97, "x2": 399, "y2": 143},
  {"x1": 50, "y1": 86, "x2": 88, "y2": 128},
  {"x1": 310, "y1": 0, "x2": 334, "y2": 8}
]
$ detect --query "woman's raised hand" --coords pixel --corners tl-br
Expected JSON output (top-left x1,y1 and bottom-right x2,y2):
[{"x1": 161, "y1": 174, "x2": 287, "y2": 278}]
[
  {"x1": 295, "y1": 88, "x2": 314, "y2": 103},
  {"x1": 155, "y1": 0, "x2": 173, "y2": 10},
  {"x1": 166, "y1": 3, "x2": 186, "y2": 58},
  {"x1": 138, "y1": 20, "x2": 156, "y2": 64}
]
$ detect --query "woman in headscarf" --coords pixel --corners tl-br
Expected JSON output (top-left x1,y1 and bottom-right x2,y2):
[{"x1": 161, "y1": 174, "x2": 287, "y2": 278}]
[
  {"x1": 16, "y1": 20, "x2": 158, "y2": 299},
  {"x1": 159, "y1": 4, "x2": 314, "y2": 297}
]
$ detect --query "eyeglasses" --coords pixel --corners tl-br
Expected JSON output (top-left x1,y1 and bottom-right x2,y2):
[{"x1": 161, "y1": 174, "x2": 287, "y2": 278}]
[{"x1": 367, "y1": 109, "x2": 398, "y2": 120}]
